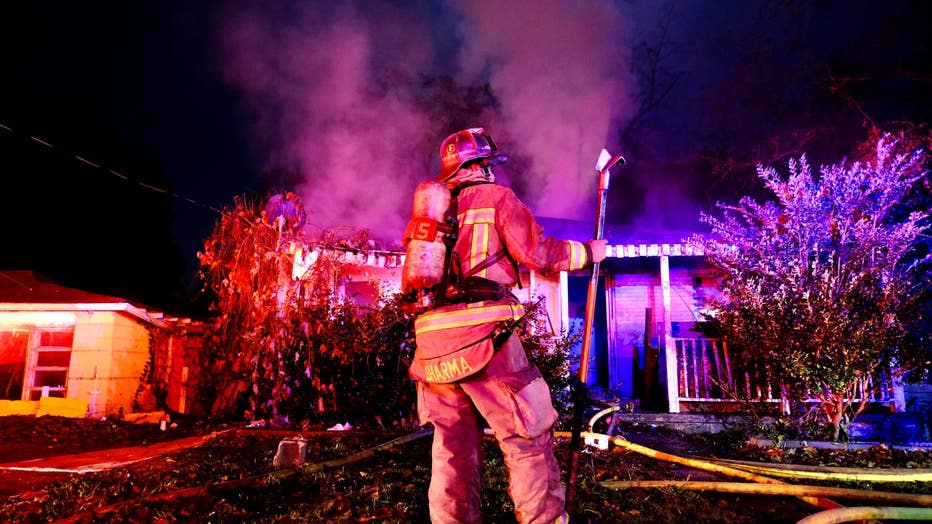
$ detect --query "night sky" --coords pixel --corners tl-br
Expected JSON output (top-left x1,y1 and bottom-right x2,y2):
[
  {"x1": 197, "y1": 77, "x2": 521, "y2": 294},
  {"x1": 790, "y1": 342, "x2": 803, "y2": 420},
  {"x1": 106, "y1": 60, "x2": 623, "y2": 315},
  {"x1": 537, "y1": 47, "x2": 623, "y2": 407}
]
[{"x1": 1, "y1": 1, "x2": 929, "y2": 311}]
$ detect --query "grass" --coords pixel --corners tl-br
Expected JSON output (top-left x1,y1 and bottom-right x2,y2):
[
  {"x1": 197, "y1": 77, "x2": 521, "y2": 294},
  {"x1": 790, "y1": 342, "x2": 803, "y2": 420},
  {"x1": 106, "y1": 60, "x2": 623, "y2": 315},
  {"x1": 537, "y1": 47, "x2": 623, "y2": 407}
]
[{"x1": 2, "y1": 420, "x2": 931, "y2": 523}]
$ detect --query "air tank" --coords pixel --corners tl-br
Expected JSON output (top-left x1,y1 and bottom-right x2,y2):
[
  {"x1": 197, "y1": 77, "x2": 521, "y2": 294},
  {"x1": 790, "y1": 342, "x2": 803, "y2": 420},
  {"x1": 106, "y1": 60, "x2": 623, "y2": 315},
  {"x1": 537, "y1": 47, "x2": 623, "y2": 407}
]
[{"x1": 402, "y1": 180, "x2": 452, "y2": 293}]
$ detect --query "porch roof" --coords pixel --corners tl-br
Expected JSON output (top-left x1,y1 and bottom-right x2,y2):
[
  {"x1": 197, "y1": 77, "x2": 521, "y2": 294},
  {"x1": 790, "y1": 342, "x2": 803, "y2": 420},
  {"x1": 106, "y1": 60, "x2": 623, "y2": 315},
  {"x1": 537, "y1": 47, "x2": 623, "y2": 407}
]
[
  {"x1": 293, "y1": 223, "x2": 707, "y2": 279},
  {"x1": 605, "y1": 242, "x2": 704, "y2": 258},
  {"x1": 537, "y1": 217, "x2": 706, "y2": 258}
]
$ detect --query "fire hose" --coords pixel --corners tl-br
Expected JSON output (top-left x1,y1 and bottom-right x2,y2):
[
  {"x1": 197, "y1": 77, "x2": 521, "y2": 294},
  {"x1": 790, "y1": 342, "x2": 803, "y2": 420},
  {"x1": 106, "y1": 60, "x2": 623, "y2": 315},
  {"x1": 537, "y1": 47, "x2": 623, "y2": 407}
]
[
  {"x1": 563, "y1": 406, "x2": 932, "y2": 522},
  {"x1": 585, "y1": 405, "x2": 932, "y2": 483},
  {"x1": 598, "y1": 480, "x2": 932, "y2": 507},
  {"x1": 796, "y1": 506, "x2": 932, "y2": 523},
  {"x1": 556, "y1": 430, "x2": 843, "y2": 510},
  {"x1": 706, "y1": 457, "x2": 932, "y2": 482}
]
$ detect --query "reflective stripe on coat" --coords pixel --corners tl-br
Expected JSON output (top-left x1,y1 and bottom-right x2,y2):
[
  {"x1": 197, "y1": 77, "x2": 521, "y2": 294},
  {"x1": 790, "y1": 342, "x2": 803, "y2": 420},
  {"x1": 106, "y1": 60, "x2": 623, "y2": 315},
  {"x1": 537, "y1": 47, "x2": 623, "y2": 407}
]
[{"x1": 409, "y1": 299, "x2": 525, "y2": 383}]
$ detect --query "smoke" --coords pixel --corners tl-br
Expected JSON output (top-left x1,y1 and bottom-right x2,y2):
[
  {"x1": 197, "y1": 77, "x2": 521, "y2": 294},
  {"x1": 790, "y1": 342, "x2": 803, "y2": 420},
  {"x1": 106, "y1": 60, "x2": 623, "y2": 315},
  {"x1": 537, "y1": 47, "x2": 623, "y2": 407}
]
[
  {"x1": 215, "y1": 1, "x2": 438, "y2": 245},
  {"x1": 215, "y1": 0, "x2": 636, "y2": 247},
  {"x1": 451, "y1": 0, "x2": 634, "y2": 219}
]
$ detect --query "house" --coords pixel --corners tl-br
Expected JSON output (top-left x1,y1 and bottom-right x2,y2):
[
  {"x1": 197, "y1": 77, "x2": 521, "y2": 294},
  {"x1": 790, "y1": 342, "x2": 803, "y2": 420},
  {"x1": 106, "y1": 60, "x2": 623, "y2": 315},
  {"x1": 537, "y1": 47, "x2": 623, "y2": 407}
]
[
  {"x1": 0, "y1": 270, "x2": 202, "y2": 418},
  {"x1": 293, "y1": 220, "x2": 727, "y2": 412},
  {"x1": 299, "y1": 217, "x2": 909, "y2": 416}
]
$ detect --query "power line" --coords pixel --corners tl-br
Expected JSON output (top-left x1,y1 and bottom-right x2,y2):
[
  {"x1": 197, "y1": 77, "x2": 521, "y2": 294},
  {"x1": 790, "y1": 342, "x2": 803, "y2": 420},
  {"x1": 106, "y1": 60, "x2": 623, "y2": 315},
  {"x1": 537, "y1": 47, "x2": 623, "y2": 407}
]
[
  {"x1": 0, "y1": 120, "x2": 224, "y2": 215},
  {"x1": 0, "y1": 121, "x2": 402, "y2": 258}
]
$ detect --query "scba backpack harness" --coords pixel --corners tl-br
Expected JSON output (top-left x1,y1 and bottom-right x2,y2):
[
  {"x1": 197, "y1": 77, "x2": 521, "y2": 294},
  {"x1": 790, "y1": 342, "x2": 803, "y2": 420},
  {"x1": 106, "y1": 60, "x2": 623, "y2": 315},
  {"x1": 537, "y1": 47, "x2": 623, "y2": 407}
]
[
  {"x1": 402, "y1": 182, "x2": 526, "y2": 383},
  {"x1": 402, "y1": 181, "x2": 521, "y2": 311}
]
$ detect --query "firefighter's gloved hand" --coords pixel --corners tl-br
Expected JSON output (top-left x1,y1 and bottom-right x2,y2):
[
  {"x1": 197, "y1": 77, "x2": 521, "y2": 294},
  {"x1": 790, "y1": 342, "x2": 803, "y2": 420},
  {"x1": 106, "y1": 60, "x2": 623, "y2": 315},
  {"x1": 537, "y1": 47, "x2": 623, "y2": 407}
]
[{"x1": 587, "y1": 239, "x2": 607, "y2": 264}]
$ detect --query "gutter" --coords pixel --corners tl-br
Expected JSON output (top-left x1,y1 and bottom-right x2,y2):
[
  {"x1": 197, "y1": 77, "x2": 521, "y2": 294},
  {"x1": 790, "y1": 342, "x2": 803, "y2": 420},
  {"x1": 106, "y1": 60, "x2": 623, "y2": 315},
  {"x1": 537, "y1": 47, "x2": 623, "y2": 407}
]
[{"x1": 0, "y1": 302, "x2": 171, "y2": 330}]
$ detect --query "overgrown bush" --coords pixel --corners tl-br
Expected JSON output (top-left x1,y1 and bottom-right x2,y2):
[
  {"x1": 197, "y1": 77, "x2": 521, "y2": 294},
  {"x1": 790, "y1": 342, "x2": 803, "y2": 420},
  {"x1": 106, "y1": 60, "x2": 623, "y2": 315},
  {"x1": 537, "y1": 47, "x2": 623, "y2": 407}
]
[
  {"x1": 195, "y1": 193, "x2": 416, "y2": 427},
  {"x1": 520, "y1": 299, "x2": 581, "y2": 423},
  {"x1": 194, "y1": 192, "x2": 577, "y2": 429},
  {"x1": 692, "y1": 135, "x2": 931, "y2": 441}
]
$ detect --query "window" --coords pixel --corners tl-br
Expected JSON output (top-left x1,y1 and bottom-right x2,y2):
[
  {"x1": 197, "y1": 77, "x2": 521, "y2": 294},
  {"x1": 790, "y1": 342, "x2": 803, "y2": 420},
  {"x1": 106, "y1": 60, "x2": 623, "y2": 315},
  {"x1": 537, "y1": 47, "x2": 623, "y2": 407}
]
[
  {"x1": 0, "y1": 330, "x2": 30, "y2": 400},
  {"x1": 344, "y1": 280, "x2": 381, "y2": 307},
  {"x1": 25, "y1": 328, "x2": 75, "y2": 400}
]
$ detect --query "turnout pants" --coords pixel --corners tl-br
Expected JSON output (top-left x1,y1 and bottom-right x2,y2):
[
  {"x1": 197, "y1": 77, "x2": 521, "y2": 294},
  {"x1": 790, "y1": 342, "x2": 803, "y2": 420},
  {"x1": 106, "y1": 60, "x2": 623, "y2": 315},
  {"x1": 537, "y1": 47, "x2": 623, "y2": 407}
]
[{"x1": 417, "y1": 333, "x2": 566, "y2": 524}]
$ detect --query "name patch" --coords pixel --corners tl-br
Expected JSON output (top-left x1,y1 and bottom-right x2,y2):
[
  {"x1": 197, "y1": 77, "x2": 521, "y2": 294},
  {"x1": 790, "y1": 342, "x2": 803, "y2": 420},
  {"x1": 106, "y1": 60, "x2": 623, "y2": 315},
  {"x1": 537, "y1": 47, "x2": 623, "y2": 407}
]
[{"x1": 424, "y1": 356, "x2": 475, "y2": 382}]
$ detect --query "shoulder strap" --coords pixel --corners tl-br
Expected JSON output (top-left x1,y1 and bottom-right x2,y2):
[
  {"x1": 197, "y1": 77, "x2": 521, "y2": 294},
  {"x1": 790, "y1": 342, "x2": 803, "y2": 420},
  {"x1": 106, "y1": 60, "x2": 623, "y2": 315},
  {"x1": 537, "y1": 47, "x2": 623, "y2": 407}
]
[
  {"x1": 444, "y1": 184, "x2": 523, "y2": 290},
  {"x1": 435, "y1": 188, "x2": 460, "y2": 305},
  {"x1": 462, "y1": 248, "x2": 523, "y2": 290},
  {"x1": 463, "y1": 248, "x2": 508, "y2": 278}
]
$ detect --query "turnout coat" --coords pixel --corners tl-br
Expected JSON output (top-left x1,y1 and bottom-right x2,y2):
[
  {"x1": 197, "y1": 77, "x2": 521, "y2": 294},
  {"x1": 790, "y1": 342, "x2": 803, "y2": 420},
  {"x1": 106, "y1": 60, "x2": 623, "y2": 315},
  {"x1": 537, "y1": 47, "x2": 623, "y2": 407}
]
[{"x1": 408, "y1": 182, "x2": 591, "y2": 383}]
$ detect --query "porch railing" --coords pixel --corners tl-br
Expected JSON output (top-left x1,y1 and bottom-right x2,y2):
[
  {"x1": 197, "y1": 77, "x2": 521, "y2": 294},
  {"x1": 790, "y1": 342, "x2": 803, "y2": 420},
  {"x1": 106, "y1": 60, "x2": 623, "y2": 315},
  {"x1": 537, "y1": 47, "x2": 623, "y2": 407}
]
[{"x1": 670, "y1": 337, "x2": 903, "y2": 411}]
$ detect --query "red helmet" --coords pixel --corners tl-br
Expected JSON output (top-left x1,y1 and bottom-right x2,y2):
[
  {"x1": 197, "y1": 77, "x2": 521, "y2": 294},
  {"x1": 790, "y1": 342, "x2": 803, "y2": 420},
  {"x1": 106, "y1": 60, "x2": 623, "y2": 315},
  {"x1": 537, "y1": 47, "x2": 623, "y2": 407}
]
[{"x1": 436, "y1": 127, "x2": 507, "y2": 182}]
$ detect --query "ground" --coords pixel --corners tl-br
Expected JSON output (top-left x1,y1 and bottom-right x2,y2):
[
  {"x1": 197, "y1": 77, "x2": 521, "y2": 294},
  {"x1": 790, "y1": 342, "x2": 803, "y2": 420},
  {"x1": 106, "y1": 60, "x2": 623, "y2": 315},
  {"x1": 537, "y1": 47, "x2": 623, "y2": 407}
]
[{"x1": 0, "y1": 414, "x2": 930, "y2": 523}]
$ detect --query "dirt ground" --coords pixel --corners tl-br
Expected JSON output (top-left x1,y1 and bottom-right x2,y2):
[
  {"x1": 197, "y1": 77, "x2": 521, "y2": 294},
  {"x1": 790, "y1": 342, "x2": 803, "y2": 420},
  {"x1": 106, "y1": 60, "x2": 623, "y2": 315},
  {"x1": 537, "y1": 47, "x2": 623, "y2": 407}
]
[
  {"x1": 0, "y1": 415, "x2": 215, "y2": 499},
  {"x1": 0, "y1": 414, "x2": 214, "y2": 463},
  {"x1": 0, "y1": 414, "x2": 929, "y2": 523}
]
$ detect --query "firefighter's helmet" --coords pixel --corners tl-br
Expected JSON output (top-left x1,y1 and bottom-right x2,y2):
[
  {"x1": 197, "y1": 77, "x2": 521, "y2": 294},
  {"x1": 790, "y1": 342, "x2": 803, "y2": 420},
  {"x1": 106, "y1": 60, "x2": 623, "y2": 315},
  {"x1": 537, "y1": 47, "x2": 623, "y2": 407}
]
[{"x1": 436, "y1": 127, "x2": 507, "y2": 182}]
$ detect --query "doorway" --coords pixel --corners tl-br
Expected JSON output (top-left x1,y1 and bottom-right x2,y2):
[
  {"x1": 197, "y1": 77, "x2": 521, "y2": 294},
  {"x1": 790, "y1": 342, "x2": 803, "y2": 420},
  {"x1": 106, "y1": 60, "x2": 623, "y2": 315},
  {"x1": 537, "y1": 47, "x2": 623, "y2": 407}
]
[{"x1": 567, "y1": 274, "x2": 608, "y2": 392}]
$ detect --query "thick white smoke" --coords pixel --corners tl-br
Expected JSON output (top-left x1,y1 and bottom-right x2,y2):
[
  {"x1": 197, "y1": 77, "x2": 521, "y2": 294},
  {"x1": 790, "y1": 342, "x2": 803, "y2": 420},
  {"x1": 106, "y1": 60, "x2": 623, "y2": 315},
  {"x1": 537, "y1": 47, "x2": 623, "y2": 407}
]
[
  {"x1": 451, "y1": 0, "x2": 634, "y2": 220},
  {"x1": 216, "y1": 0, "x2": 636, "y2": 246},
  {"x1": 216, "y1": 1, "x2": 437, "y2": 245}
]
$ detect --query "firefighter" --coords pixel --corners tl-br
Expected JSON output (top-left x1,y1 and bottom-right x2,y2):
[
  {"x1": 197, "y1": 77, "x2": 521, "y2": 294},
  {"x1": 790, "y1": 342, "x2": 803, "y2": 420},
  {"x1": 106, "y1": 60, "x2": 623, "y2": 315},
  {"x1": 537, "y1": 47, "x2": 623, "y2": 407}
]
[{"x1": 403, "y1": 128, "x2": 606, "y2": 524}]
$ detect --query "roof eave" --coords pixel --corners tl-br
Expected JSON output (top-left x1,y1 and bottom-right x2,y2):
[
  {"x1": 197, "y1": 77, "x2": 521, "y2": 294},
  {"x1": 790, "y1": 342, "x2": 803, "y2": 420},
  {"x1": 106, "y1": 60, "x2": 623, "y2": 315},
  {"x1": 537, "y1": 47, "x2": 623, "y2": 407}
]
[{"x1": 0, "y1": 302, "x2": 170, "y2": 329}]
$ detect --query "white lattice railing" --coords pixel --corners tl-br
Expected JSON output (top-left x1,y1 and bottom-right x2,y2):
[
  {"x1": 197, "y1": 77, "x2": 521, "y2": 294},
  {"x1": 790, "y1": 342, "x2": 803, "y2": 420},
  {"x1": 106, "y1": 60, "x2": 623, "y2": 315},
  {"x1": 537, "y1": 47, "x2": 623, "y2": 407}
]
[
  {"x1": 673, "y1": 338, "x2": 761, "y2": 402},
  {"x1": 671, "y1": 337, "x2": 903, "y2": 410}
]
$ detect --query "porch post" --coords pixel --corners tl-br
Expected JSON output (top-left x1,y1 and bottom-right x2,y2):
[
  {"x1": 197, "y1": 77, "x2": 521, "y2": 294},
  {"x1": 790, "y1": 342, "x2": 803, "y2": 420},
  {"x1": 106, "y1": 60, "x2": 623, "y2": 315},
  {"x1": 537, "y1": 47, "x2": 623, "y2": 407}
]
[{"x1": 660, "y1": 254, "x2": 679, "y2": 413}]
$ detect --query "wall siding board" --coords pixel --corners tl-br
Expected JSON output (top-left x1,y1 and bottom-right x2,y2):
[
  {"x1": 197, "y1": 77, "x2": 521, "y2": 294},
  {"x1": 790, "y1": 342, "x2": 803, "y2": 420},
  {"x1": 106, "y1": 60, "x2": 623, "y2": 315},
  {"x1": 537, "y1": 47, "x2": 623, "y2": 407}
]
[{"x1": 67, "y1": 312, "x2": 150, "y2": 416}]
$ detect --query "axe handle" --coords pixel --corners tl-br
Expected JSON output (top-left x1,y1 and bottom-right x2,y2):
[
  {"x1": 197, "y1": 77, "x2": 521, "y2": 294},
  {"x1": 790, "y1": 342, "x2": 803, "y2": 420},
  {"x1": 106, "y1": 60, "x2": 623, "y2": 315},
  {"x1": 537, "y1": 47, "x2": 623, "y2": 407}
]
[
  {"x1": 566, "y1": 167, "x2": 611, "y2": 513},
  {"x1": 579, "y1": 167, "x2": 610, "y2": 384}
]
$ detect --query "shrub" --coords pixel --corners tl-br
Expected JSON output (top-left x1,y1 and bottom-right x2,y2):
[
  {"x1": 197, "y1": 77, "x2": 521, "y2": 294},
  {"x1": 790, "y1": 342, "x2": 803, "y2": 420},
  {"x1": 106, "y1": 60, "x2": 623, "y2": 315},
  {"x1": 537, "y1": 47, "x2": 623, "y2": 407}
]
[
  {"x1": 195, "y1": 193, "x2": 415, "y2": 427},
  {"x1": 692, "y1": 136, "x2": 930, "y2": 441}
]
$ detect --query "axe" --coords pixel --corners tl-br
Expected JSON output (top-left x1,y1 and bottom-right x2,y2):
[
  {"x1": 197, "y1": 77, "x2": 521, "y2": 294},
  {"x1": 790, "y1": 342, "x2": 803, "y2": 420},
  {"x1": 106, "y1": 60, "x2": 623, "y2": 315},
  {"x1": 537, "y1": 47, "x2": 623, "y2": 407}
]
[{"x1": 566, "y1": 148, "x2": 624, "y2": 517}]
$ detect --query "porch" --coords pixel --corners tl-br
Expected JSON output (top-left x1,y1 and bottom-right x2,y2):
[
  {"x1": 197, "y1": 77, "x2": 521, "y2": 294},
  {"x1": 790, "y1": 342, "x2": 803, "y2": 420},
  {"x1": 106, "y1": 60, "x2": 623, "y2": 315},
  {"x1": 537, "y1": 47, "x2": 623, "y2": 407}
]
[
  {"x1": 667, "y1": 336, "x2": 906, "y2": 414},
  {"x1": 535, "y1": 241, "x2": 907, "y2": 416}
]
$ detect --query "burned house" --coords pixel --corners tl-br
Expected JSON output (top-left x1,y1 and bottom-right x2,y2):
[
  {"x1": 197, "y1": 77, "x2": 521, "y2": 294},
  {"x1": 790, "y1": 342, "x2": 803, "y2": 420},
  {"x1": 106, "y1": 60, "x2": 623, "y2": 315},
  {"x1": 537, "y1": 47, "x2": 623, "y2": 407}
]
[
  {"x1": 302, "y1": 217, "x2": 908, "y2": 416},
  {"x1": 295, "y1": 220, "x2": 743, "y2": 413},
  {"x1": 503, "y1": 217, "x2": 737, "y2": 413}
]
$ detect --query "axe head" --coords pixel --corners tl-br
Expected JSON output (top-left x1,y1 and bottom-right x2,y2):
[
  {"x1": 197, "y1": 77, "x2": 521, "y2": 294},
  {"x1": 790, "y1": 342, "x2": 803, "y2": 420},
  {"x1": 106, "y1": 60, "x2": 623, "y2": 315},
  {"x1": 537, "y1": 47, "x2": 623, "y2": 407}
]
[{"x1": 595, "y1": 148, "x2": 626, "y2": 172}]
